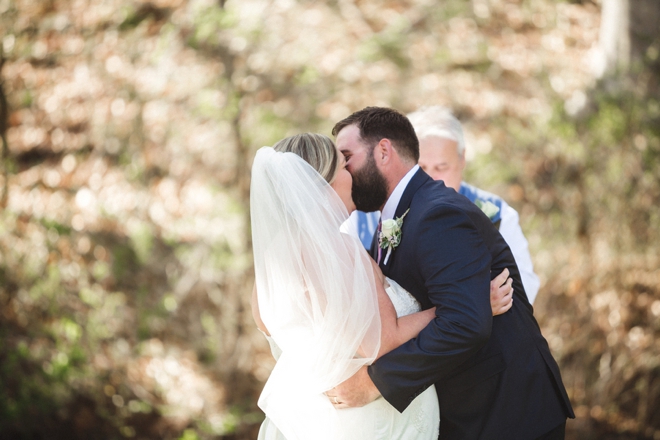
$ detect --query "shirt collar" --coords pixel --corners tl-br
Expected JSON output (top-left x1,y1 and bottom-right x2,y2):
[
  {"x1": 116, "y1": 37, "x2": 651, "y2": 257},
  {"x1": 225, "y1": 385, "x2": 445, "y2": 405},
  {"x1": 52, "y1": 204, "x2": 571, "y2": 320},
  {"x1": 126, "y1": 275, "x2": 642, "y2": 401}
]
[{"x1": 381, "y1": 165, "x2": 419, "y2": 221}]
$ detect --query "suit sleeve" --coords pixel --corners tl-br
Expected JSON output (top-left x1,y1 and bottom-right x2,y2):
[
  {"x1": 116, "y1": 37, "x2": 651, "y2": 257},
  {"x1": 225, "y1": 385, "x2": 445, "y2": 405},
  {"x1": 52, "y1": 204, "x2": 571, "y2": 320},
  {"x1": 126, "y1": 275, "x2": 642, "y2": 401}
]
[{"x1": 368, "y1": 205, "x2": 493, "y2": 412}]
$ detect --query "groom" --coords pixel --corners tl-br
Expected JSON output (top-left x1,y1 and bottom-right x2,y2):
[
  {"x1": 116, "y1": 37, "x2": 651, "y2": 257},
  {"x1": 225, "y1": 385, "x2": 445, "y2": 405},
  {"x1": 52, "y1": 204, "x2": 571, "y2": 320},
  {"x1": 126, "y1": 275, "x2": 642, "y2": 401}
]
[{"x1": 327, "y1": 107, "x2": 574, "y2": 439}]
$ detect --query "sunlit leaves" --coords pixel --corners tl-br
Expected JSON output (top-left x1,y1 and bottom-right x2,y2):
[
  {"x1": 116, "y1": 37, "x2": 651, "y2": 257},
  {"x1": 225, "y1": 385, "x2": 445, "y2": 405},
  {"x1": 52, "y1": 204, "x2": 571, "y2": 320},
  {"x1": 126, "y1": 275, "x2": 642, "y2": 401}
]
[
  {"x1": 128, "y1": 221, "x2": 154, "y2": 265},
  {"x1": 358, "y1": 20, "x2": 412, "y2": 69},
  {"x1": 189, "y1": 5, "x2": 238, "y2": 48}
]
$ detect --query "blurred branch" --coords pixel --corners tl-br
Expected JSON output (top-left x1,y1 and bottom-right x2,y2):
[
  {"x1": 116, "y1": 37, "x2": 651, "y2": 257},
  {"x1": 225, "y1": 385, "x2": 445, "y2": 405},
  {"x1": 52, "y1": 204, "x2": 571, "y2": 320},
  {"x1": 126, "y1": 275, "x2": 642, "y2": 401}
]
[
  {"x1": 231, "y1": 100, "x2": 250, "y2": 211},
  {"x1": 0, "y1": 45, "x2": 8, "y2": 208}
]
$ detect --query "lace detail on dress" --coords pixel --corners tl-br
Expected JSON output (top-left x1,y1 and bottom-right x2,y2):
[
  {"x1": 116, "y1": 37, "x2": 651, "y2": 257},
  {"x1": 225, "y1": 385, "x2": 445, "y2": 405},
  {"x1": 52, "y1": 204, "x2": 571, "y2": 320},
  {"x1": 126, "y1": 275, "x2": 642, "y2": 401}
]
[
  {"x1": 413, "y1": 405, "x2": 428, "y2": 433},
  {"x1": 384, "y1": 277, "x2": 422, "y2": 318}
]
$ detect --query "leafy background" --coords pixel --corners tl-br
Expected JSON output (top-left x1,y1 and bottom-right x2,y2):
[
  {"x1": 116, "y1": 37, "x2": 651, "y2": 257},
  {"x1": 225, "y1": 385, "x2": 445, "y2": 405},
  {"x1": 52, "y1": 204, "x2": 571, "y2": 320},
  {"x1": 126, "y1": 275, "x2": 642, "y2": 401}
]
[{"x1": 1, "y1": 0, "x2": 659, "y2": 439}]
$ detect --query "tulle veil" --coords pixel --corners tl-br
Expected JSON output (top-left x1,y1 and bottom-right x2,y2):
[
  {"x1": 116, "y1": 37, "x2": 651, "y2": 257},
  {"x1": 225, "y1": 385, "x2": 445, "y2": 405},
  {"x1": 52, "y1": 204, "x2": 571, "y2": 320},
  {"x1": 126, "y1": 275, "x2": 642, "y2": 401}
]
[{"x1": 250, "y1": 147, "x2": 381, "y2": 440}]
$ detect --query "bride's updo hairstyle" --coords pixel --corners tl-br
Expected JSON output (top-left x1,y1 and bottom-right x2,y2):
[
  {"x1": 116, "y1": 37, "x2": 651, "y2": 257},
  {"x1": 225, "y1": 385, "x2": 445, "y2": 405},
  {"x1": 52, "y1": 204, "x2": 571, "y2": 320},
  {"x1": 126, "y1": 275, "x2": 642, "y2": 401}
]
[{"x1": 272, "y1": 133, "x2": 340, "y2": 184}]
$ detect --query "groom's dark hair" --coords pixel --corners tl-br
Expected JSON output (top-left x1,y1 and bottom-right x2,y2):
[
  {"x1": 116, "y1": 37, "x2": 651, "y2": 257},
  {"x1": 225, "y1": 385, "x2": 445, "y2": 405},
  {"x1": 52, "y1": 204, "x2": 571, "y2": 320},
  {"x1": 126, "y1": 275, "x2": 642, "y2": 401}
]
[{"x1": 332, "y1": 107, "x2": 420, "y2": 163}]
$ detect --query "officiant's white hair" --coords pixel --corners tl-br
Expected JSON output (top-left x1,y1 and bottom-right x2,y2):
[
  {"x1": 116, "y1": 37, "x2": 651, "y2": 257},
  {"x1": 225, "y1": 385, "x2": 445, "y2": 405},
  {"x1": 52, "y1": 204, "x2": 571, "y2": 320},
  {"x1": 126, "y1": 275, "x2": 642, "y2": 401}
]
[
  {"x1": 273, "y1": 133, "x2": 340, "y2": 184},
  {"x1": 407, "y1": 106, "x2": 466, "y2": 155}
]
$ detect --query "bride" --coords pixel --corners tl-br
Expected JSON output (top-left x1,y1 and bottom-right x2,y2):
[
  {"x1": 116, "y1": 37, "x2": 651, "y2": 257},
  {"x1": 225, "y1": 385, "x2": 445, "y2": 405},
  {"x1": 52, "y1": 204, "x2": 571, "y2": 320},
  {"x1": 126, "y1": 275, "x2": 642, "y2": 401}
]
[{"x1": 250, "y1": 133, "x2": 513, "y2": 440}]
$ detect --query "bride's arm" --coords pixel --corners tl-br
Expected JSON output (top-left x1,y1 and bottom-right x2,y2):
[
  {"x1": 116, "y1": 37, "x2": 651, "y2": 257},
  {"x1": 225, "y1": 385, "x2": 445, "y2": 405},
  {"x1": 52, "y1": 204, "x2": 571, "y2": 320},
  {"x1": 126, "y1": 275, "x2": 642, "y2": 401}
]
[
  {"x1": 372, "y1": 261, "x2": 514, "y2": 358},
  {"x1": 371, "y1": 259, "x2": 435, "y2": 358},
  {"x1": 251, "y1": 284, "x2": 270, "y2": 336},
  {"x1": 491, "y1": 268, "x2": 513, "y2": 315}
]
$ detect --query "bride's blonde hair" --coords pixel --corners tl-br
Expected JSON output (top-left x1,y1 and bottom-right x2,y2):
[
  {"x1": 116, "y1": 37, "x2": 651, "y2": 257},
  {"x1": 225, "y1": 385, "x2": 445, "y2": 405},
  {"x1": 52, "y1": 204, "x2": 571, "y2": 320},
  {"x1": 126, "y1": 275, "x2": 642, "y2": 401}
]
[{"x1": 273, "y1": 133, "x2": 340, "y2": 184}]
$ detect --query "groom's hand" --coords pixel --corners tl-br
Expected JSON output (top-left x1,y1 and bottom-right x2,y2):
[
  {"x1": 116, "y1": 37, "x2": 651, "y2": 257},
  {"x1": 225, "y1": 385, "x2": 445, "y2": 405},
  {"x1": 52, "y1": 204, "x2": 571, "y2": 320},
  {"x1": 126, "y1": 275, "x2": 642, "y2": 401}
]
[{"x1": 325, "y1": 366, "x2": 381, "y2": 409}]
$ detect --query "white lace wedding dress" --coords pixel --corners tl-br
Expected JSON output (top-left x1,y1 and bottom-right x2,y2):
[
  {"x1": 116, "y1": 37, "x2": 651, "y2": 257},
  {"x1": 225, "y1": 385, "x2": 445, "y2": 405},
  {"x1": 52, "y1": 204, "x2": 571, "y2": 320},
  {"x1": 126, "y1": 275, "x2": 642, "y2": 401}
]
[{"x1": 257, "y1": 277, "x2": 440, "y2": 440}]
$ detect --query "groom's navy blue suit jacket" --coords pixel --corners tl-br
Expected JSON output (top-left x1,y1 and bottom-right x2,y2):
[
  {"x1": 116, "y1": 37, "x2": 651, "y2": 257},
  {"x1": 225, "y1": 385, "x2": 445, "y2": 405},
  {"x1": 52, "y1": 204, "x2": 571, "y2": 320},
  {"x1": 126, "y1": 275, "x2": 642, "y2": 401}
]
[{"x1": 368, "y1": 169, "x2": 574, "y2": 440}]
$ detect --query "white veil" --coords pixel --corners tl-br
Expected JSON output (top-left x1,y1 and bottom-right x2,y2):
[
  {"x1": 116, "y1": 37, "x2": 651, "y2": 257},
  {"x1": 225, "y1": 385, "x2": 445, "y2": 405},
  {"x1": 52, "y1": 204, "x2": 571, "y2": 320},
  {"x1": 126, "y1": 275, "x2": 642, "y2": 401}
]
[{"x1": 251, "y1": 147, "x2": 381, "y2": 440}]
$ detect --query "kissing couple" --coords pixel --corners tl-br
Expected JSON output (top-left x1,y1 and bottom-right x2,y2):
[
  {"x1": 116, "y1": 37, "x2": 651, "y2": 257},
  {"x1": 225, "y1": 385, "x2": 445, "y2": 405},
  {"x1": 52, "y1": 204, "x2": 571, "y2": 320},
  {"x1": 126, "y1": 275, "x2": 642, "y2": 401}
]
[{"x1": 250, "y1": 107, "x2": 574, "y2": 440}]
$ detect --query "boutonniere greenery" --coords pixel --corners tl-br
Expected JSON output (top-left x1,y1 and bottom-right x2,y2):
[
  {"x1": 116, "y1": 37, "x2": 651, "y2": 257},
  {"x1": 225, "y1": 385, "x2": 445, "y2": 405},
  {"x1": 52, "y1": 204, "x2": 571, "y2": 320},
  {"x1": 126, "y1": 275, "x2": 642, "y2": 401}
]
[
  {"x1": 475, "y1": 199, "x2": 499, "y2": 220},
  {"x1": 379, "y1": 209, "x2": 410, "y2": 265}
]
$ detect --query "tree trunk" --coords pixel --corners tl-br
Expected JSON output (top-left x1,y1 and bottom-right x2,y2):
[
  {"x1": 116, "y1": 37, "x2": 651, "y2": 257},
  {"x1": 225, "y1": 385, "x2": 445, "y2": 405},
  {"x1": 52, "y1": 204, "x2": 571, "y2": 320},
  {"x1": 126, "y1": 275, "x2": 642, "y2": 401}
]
[
  {"x1": 596, "y1": 0, "x2": 660, "y2": 88},
  {"x1": 595, "y1": 0, "x2": 630, "y2": 77}
]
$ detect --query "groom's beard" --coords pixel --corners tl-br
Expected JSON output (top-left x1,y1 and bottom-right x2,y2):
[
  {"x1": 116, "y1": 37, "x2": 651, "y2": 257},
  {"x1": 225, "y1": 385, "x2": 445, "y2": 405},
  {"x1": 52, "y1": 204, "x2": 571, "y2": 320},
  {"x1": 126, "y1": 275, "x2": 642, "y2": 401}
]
[{"x1": 351, "y1": 155, "x2": 389, "y2": 213}]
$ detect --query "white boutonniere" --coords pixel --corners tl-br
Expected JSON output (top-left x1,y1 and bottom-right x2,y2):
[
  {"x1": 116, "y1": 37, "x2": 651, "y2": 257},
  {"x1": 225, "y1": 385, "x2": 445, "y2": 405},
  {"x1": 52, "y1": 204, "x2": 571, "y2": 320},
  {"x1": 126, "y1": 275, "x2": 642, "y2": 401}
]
[
  {"x1": 475, "y1": 199, "x2": 499, "y2": 220},
  {"x1": 378, "y1": 209, "x2": 410, "y2": 265}
]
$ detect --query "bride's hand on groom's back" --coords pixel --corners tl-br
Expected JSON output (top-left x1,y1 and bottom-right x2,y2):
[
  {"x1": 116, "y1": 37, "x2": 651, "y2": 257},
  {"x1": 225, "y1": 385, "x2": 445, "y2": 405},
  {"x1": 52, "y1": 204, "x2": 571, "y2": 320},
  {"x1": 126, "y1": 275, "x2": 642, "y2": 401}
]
[{"x1": 491, "y1": 268, "x2": 514, "y2": 316}]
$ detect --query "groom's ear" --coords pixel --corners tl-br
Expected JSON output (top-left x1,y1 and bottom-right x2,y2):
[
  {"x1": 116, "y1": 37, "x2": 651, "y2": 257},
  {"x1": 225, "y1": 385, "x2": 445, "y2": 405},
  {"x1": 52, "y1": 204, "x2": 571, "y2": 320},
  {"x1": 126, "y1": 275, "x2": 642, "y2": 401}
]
[{"x1": 375, "y1": 138, "x2": 395, "y2": 165}]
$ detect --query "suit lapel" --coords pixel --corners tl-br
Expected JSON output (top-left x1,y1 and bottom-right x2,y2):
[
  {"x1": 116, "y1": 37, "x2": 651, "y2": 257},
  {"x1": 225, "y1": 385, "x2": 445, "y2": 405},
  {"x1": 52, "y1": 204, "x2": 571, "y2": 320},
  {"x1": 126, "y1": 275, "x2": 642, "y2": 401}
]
[{"x1": 380, "y1": 169, "x2": 431, "y2": 272}]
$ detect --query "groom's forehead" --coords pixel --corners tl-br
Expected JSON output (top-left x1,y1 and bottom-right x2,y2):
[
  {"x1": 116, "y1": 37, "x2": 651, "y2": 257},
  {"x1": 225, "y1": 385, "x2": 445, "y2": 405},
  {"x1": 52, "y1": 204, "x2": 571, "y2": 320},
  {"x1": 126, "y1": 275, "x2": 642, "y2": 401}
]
[
  {"x1": 336, "y1": 124, "x2": 361, "y2": 142},
  {"x1": 338, "y1": 127, "x2": 368, "y2": 152}
]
